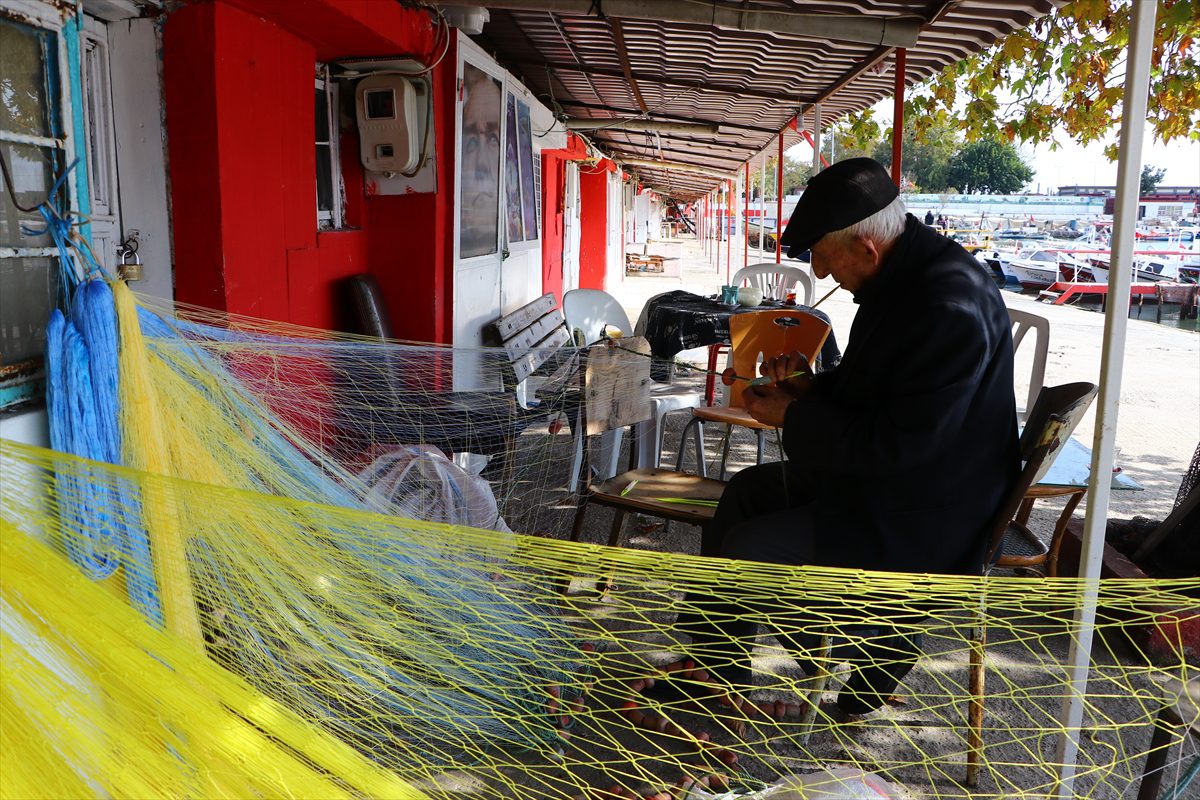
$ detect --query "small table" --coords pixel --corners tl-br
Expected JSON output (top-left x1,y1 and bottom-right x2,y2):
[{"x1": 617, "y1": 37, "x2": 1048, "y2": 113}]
[
  {"x1": 1020, "y1": 436, "x2": 1143, "y2": 576},
  {"x1": 641, "y1": 290, "x2": 840, "y2": 380}
]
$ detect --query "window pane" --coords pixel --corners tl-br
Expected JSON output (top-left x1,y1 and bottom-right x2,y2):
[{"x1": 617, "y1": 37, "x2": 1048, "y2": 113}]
[
  {"x1": 0, "y1": 19, "x2": 52, "y2": 139},
  {"x1": 316, "y1": 143, "x2": 333, "y2": 213},
  {"x1": 0, "y1": 141, "x2": 55, "y2": 248},
  {"x1": 0, "y1": 256, "x2": 57, "y2": 364},
  {"x1": 315, "y1": 86, "x2": 329, "y2": 143}
]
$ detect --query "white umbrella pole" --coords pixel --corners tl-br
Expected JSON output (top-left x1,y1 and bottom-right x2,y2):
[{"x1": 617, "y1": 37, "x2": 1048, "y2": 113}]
[{"x1": 1053, "y1": 1, "x2": 1157, "y2": 795}]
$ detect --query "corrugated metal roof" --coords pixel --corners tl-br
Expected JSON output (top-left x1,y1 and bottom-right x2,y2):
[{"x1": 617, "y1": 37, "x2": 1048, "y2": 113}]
[{"x1": 471, "y1": 1, "x2": 1063, "y2": 200}]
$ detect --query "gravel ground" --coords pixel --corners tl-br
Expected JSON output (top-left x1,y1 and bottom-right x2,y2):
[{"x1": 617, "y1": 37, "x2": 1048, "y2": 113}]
[{"x1": 477, "y1": 235, "x2": 1200, "y2": 799}]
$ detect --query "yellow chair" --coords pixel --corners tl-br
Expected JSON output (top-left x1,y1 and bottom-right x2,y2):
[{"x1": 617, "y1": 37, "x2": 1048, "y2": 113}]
[{"x1": 677, "y1": 309, "x2": 830, "y2": 479}]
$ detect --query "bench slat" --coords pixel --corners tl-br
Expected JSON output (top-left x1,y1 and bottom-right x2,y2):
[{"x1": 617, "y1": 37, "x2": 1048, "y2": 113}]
[{"x1": 492, "y1": 293, "x2": 560, "y2": 342}]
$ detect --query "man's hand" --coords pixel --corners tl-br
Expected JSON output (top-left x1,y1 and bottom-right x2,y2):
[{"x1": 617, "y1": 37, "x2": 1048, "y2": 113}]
[
  {"x1": 760, "y1": 351, "x2": 814, "y2": 401},
  {"x1": 742, "y1": 383, "x2": 795, "y2": 427}
]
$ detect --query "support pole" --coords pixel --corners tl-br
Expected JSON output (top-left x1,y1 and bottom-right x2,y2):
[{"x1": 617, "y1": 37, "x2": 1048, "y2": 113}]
[
  {"x1": 811, "y1": 103, "x2": 822, "y2": 175},
  {"x1": 775, "y1": 132, "x2": 784, "y2": 263},
  {"x1": 744, "y1": 162, "x2": 750, "y2": 268},
  {"x1": 726, "y1": 178, "x2": 732, "y2": 282},
  {"x1": 759, "y1": 156, "x2": 766, "y2": 262},
  {"x1": 1053, "y1": 2, "x2": 1157, "y2": 795},
  {"x1": 716, "y1": 188, "x2": 721, "y2": 273},
  {"x1": 891, "y1": 48, "x2": 906, "y2": 187}
]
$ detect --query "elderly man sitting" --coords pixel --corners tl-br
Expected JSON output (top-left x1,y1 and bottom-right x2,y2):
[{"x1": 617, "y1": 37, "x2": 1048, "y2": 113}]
[{"x1": 673, "y1": 158, "x2": 1020, "y2": 717}]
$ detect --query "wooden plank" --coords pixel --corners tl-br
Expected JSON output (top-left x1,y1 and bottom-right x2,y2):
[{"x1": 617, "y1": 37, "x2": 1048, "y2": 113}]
[
  {"x1": 489, "y1": 293, "x2": 559, "y2": 342},
  {"x1": 584, "y1": 337, "x2": 652, "y2": 435},
  {"x1": 510, "y1": 325, "x2": 572, "y2": 385}
]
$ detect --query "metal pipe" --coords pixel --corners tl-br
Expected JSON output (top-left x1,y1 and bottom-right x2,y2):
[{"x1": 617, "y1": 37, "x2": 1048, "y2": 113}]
[
  {"x1": 445, "y1": 1, "x2": 921, "y2": 48},
  {"x1": 744, "y1": 162, "x2": 750, "y2": 268},
  {"x1": 811, "y1": 103, "x2": 822, "y2": 175},
  {"x1": 1053, "y1": 2, "x2": 1157, "y2": 796},
  {"x1": 726, "y1": 178, "x2": 732, "y2": 282},
  {"x1": 891, "y1": 48, "x2": 906, "y2": 187},
  {"x1": 775, "y1": 132, "x2": 784, "y2": 263},
  {"x1": 565, "y1": 118, "x2": 720, "y2": 134},
  {"x1": 619, "y1": 157, "x2": 732, "y2": 179},
  {"x1": 758, "y1": 156, "x2": 766, "y2": 262}
]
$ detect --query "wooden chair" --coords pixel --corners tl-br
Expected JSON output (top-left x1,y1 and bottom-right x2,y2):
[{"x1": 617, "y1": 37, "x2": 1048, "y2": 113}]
[
  {"x1": 677, "y1": 309, "x2": 830, "y2": 479},
  {"x1": 790, "y1": 382, "x2": 1097, "y2": 785},
  {"x1": 703, "y1": 263, "x2": 814, "y2": 405},
  {"x1": 566, "y1": 338, "x2": 726, "y2": 587},
  {"x1": 967, "y1": 380, "x2": 1098, "y2": 784}
]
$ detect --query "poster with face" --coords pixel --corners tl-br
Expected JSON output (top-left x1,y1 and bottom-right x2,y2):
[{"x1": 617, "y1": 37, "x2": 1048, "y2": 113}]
[
  {"x1": 504, "y1": 93, "x2": 525, "y2": 243},
  {"x1": 459, "y1": 64, "x2": 501, "y2": 258},
  {"x1": 516, "y1": 100, "x2": 539, "y2": 240}
]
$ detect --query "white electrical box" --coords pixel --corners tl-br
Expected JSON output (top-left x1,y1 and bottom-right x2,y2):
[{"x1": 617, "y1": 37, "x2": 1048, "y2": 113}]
[{"x1": 355, "y1": 75, "x2": 420, "y2": 174}]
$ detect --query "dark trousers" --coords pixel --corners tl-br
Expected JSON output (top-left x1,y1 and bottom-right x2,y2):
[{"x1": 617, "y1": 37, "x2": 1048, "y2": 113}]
[{"x1": 677, "y1": 462, "x2": 921, "y2": 715}]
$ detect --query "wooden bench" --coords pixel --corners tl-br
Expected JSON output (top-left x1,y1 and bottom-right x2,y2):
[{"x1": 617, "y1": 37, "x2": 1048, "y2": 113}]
[
  {"x1": 484, "y1": 292, "x2": 578, "y2": 397},
  {"x1": 626, "y1": 254, "x2": 665, "y2": 273}
]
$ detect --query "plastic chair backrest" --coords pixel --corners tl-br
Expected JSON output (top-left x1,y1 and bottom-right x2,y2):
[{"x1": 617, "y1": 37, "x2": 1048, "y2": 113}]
[
  {"x1": 1008, "y1": 307, "x2": 1049, "y2": 419},
  {"x1": 725, "y1": 310, "x2": 831, "y2": 408},
  {"x1": 730, "y1": 263, "x2": 814, "y2": 306},
  {"x1": 983, "y1": 381, "x2": 1098, "y2": 568},
  {"x1": 564, "y1": 289, "x2": 634, "y2": 345}
]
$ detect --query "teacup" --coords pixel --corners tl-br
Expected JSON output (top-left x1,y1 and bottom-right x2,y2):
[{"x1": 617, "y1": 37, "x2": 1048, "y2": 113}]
[{"x1": 737, "y1": 286, "x2": 764, "y2": 306}]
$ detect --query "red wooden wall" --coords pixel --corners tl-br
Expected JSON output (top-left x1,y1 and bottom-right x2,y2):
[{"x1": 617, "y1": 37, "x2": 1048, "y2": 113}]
[
  {"x1": 163, "y1": 0, "x2": 451, "y2": 340},
  {"x1": 577, "y1": 161, "x2": 614, "y2": 291}
]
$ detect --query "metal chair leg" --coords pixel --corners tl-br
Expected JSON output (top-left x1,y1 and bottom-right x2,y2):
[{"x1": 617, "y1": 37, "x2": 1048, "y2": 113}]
[
  {"x1": 717, "y1": 425, "x2": 733, "y2": 480},
  {"x1": 755, "y1": 429, "x2": 765, "y2": 465},
  {"x1": 676, "y1": 415, "x2": 708, "y2": 477}
]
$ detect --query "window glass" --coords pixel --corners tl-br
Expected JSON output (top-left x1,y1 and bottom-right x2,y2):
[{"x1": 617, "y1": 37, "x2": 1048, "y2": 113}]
[
  {"x1": 0, "y1": 17, "x2": 63, "y2": 414},
  {"x1": 0, "y1": 21, "x2": 52, "y2": 138},
  {"x1": 0, "y1": 256, "x2": 58, "y2": 363}
]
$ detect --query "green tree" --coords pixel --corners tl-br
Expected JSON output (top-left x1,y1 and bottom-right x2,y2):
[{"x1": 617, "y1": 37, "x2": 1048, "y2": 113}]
[
  {"x1": 1140, "y1": 164, "x2": 1168, "y2": 194},
  {"x1": 871, "y1": 113, "x2": 960, "y2": 192},
  {"x1": 757, "y1": 155, "x2": 811, "y2": 198},
  {"x1": 844, "y1": 1, "x2": 1199, "y2": 157},
  {"x1": 944, "y1": 139, "x2": 1035, "y2": 194}
]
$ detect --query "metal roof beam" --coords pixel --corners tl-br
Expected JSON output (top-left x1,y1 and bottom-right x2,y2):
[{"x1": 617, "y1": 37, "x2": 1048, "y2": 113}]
[
  {"x1": 556, "y1": 100, "x2": 779, "y2": 135},
  {"x1": 519, "y1": 59, "x2": 808, "y2": 104},
  {"x1": 608, "y1": 17, "x2": 649, "y2": 113},
  {"x1": 448, "y1": 1, "x2": 920, "y2": 48},
  {"x1": 566, "y1": 118, "x2": 719, "y2": 134}
]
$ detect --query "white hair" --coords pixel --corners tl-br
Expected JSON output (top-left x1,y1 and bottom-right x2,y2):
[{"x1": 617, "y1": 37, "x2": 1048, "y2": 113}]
[{"x1": 822, "y1": 195, "x2": 908, "y2": 248}]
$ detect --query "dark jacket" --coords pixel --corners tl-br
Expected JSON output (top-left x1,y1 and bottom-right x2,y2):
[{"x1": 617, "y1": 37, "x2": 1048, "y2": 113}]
[{"x1": 783, "y1": 215, "x2": 1019, "y2": 574}]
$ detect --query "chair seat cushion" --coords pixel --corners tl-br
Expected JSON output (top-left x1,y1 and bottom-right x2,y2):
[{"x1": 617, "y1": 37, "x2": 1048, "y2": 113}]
[{"x1": 591, "y1": 468, "x2": 725, "y2": 523}]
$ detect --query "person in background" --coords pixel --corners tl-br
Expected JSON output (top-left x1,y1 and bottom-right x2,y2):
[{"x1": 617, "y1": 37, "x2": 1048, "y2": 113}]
[
  {"x1": 672, "y1": 158, "x2": 1019, "y2": 719},
  {"x1": 924, "y1": 209, "x2": 935, "y2": 226}
]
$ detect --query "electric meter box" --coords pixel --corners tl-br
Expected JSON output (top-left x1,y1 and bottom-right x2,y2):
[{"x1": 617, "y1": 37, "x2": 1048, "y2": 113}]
[{"x1": 355, "y1": 75, "x2": 420, "y2": 174}]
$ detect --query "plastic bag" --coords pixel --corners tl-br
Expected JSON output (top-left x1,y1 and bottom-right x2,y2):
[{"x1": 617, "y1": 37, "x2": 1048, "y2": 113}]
[
  {"x1": 686, "y1": 768, "x2": 900, "y2": 800},
  {"x1": 358, "y1": 446, "x2": 512, "y2": 534}
]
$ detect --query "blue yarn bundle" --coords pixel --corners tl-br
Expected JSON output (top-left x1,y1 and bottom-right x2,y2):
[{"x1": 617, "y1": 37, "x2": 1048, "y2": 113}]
[{"x1": 46, "y1": 279, "x2": 163, "y2": 623}]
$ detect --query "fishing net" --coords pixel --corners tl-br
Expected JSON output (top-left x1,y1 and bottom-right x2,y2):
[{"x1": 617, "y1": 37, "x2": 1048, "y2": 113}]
[{"x1": 3, "y1": 277, "x2": 1199, "y2": 799}]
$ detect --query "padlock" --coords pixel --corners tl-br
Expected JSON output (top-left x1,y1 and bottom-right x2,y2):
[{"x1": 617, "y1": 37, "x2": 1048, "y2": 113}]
[{"x1": 119, "y1": 248, "x2": 144, "y2": 282}]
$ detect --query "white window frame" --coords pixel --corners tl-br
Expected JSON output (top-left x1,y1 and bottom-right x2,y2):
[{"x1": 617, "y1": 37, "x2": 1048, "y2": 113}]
[{"x1": 315, "y1": 64, "x2": 344, "y2": 230}]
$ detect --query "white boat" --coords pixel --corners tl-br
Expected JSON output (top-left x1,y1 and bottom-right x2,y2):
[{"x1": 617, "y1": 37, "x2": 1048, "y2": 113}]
[{"x1": 1007, "y1": 249, "x2": 1067, "y2": 290}]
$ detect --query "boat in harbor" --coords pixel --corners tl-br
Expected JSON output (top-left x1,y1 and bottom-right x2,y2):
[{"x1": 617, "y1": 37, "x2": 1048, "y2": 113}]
[{"x1": 1006, "y1": 248, "x2": 1091, "y2": 290}]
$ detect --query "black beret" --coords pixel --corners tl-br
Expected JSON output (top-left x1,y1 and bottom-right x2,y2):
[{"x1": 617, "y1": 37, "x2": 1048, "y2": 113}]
[{"x1": 778, "y1": 157, "x2": 899, "y2": 258}]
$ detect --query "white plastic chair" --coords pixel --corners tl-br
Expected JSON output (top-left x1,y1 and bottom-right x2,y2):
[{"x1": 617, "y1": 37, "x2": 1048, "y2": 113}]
[
  {"x1": 1007, "y1": 307, "x2": 1049, "y2": 422},
  {"x1": 563, "y1": 289, "x2": 704, "y2": 489},
  {"x1": 731, "y1": 263, "x2": 814, "y2": 305},
  {"x1": 703, "y1": 264, "x2": 815, "y2": 406}
]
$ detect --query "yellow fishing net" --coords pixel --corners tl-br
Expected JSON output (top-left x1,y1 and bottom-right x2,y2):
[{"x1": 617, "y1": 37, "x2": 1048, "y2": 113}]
[{"x1": 3, "y1": 280, "x2": 1198, "y2": 799}]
